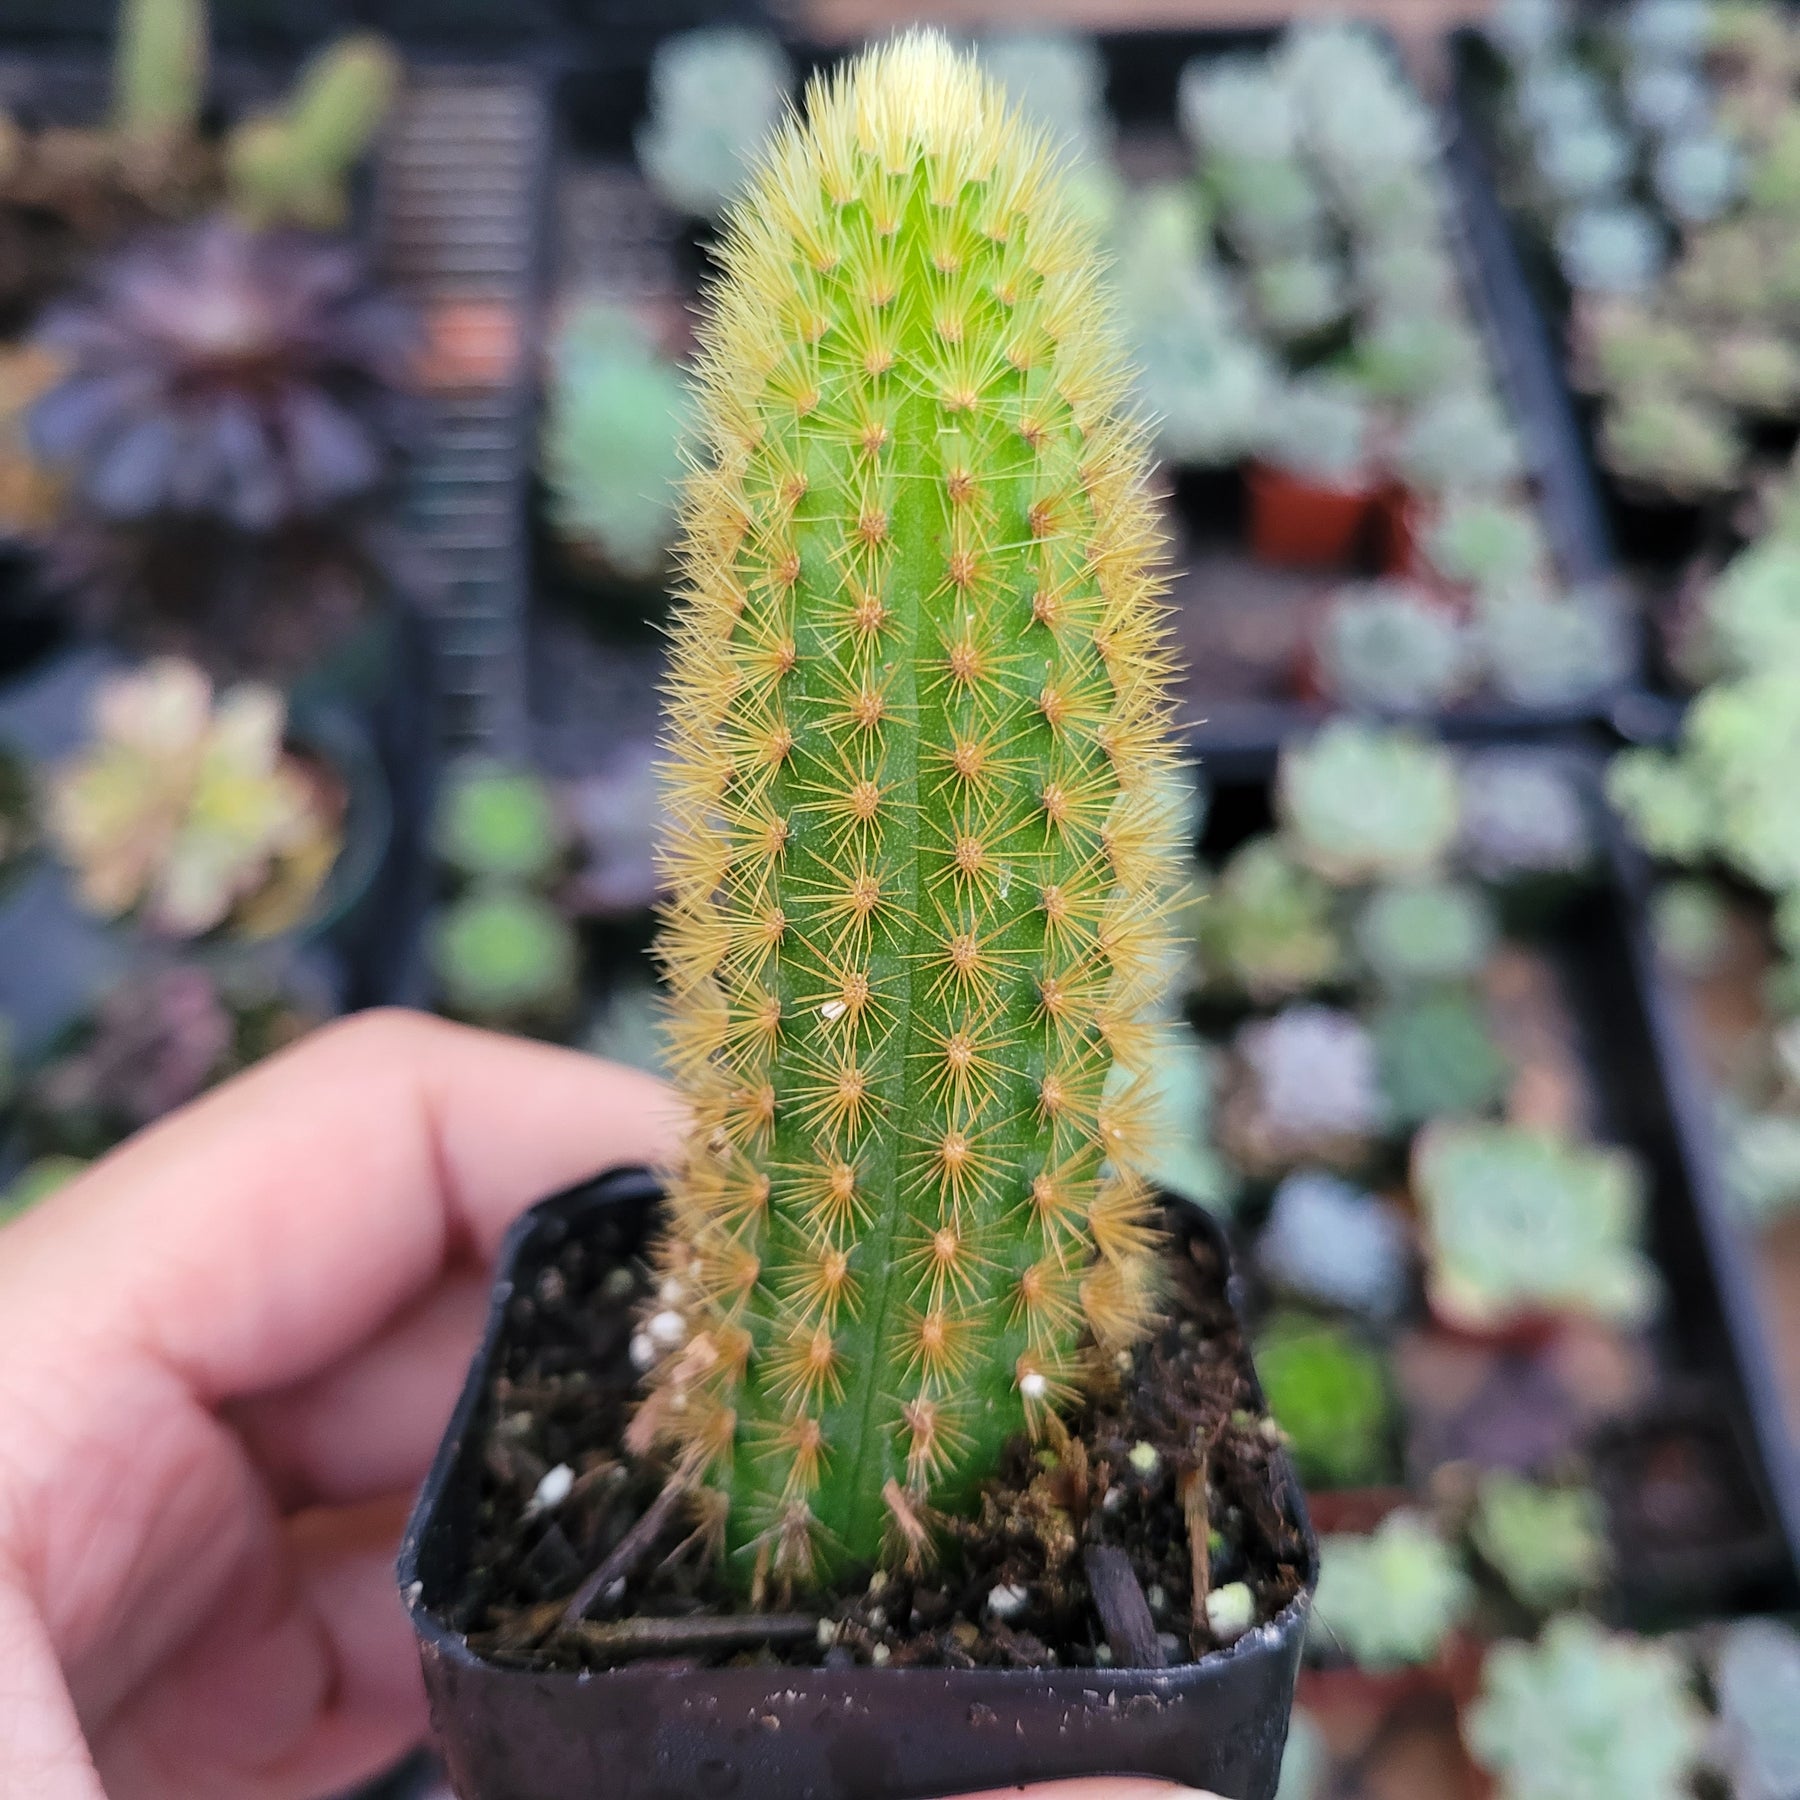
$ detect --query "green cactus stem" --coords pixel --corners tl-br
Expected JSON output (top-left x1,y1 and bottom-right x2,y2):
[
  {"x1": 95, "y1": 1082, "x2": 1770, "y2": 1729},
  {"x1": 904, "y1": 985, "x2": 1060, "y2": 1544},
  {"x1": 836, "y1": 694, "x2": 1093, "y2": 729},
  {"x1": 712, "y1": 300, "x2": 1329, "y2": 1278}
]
[
  {"x1": 226, "y1": 34, "x2": 400, "y2": 230},
  {"x1": 113, "y1": 0, "x2": 206, "y2": 153},
  {"x1": 640, "y1": 33, "x2": 1185, "y2": 1597}
]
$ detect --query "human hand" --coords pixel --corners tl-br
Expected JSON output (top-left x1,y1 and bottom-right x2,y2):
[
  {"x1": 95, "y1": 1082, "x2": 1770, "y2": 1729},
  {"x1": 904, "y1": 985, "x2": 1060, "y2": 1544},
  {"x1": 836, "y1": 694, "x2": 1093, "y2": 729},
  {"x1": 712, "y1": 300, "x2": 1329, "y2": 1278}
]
[{"x1": 0, "y1": 1010, "x2": 683, "y2": 1800}]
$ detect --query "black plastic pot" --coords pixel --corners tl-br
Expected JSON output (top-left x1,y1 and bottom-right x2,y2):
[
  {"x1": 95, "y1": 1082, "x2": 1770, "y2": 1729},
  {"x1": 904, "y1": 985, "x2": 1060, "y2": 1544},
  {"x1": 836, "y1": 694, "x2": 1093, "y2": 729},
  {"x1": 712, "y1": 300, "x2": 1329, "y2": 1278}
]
[{"x1": 400, "y1": 1167, "x2": 1319, "y2": 1800}]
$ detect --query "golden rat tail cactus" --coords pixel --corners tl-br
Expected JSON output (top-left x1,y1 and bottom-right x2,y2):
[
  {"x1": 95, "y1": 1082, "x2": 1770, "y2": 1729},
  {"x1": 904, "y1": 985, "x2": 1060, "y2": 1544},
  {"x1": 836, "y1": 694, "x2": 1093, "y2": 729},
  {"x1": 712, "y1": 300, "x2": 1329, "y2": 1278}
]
[{"x1": 643, "y1": 31, "x2": 1185, "y2": 1595}]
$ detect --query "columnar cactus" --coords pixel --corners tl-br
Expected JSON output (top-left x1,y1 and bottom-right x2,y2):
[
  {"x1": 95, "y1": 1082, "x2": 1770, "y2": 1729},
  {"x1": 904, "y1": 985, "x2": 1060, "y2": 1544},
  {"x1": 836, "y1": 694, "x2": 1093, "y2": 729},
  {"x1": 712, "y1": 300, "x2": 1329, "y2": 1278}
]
[{"x1": 642, "y1": 33, "x2": 1185, "y2": 1595}]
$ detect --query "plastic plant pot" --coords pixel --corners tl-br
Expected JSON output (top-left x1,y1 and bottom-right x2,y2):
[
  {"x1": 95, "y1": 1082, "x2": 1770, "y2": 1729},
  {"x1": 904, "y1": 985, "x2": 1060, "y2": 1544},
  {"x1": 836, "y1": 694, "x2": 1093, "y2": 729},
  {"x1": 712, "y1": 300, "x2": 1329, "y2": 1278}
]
[
  {"x1": 1245, "y1": 462, "x2": 1378, "y2": 571},
  {"x1": 1304, "y1": 1486, "x2": 1415, "y2": 1537},
  {"x1": 1298, "y1": 1627, "x2": 1487, "y2": 1720},
  {"x1": 1377, "y1": 485, "x2": 1428, "y2": 579},
  {"x1": 399, "y1": 1168, "x2": 1320, "y2": 1800}
]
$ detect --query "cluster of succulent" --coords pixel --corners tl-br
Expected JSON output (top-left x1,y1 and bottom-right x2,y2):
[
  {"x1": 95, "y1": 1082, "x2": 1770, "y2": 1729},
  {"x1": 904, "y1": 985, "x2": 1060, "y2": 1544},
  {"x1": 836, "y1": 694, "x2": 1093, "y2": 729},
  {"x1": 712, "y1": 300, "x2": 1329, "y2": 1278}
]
[
  {"x1": 1711, "y1": 1616, "x2": 1800, "y2": 1800},
  {"x1": 1413, "y1": 1120, "x2": 1661, "y2": 1333},
  {"x1": 1309, "y1": 1510, "x2": 1474, "y2": 1671},
  {"x1": 1495, "y1": 0, "x2": 1800, "y2": 502},
  {"x1": 1468, "y1": 1471, "x2": 1609, "y2": 1611},
  {"x1": 0, "y1": 0, "x2": 398, "y2": 322},
  {"x1": 1194, "y1": 727, "x2": 1567, "y2": 1143},
  {"x1": 1167, "y1": 22, "x2": 1532, "y2": 529},
  {"x1": 1610, "y1": 530, "x2": 1800, "y2": 906},
  {"x1": 25, "y1": 960, "x2": 320, "y2": 1158},
  {"x1": 1465, "y1": 1615, "x2": 1708, "y2": 1799},
  {"x1": 1254, "y1": 1311, "x2": 1395, "y2": 1490},
  {"x1": 635, "y1": 28, "x2": 794, "y2": 223},
  {"x1": 44, "y1": 657, "x2": 343, "y2": 940},
  {"x1": 1255, "y1": 1169, "x2": 1410, "y2": 1321},
  {"x1": 27, "y1": 219, "x2": 414, "y2": 676},
  {"x1": 428, "y1": 758, "x2": 578, "y2": 1035},
  {"x1": 541, "y1": 300, "x2": 690, "y2": 589}
]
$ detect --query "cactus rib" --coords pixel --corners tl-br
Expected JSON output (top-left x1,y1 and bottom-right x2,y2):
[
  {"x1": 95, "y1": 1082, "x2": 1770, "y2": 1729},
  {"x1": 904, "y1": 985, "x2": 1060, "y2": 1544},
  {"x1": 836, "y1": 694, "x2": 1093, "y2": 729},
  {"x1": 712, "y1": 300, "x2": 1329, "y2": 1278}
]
[{"x1": 644, "y1": 33, "x2": 1184, "y2": 1595}]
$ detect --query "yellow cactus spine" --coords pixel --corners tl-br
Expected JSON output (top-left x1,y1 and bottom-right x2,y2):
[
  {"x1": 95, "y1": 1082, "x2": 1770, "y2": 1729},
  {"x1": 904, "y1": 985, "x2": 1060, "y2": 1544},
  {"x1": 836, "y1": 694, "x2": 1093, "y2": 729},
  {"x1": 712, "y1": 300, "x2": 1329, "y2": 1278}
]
[{"x1": 642, "y1": 31, "x2": 1186, "y2": 1596}]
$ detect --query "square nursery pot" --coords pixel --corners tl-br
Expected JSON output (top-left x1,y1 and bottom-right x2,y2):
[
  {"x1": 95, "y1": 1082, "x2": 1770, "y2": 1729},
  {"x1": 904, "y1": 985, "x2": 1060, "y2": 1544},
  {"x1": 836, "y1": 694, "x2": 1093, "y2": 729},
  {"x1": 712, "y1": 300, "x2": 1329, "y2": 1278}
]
[
  {"x1": 1244, "y1": 462, "x2": 1378, "y2": 570},
  {"x1": 399, "y1": 1167, "x2": 1319, "y2": 1800}
]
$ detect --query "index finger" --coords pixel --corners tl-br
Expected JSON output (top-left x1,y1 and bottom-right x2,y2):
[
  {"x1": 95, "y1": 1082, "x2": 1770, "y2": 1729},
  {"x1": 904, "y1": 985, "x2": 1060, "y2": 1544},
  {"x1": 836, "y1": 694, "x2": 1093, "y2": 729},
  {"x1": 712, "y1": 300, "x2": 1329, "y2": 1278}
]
[{"x1": 0, "y1": 1010, "x2": 684, "y2": 1402}]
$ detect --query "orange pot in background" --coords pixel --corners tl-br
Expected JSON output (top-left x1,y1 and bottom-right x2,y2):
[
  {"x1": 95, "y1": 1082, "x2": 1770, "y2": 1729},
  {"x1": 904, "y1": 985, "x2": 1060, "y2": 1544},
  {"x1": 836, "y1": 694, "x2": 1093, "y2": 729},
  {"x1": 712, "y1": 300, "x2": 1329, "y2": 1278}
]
[{"x1": 1246, "y1": 460, "x2": 1379, "y2": 569}]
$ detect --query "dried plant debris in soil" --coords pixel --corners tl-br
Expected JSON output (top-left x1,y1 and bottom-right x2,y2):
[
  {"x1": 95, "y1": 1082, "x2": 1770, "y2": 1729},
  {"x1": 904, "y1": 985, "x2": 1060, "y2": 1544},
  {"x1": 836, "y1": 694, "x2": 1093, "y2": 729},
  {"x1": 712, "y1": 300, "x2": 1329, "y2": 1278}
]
[{"x1": 445, "y1": 1226, "x2": 1307, "y2": 1673}]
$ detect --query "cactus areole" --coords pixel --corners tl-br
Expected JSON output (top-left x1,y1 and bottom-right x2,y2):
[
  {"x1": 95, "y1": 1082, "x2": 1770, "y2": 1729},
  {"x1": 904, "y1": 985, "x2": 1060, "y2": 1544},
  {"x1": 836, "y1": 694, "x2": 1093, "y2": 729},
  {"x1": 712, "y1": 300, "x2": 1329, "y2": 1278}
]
[{"x1": 642, "y1": 34, "x2": 1185, "y2": 1597}]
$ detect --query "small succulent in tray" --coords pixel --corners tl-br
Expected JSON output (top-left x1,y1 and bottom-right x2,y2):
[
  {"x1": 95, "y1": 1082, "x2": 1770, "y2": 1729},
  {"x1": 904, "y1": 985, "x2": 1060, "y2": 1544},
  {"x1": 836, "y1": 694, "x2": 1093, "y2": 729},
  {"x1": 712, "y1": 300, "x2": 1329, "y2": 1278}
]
[
  {"x1": 28, "y1": 960, "x2": 321, "y2": 1157},
  {"x1": 1458, "y1": 749, "x2": 1593, "y2": 887},
  {"x1": 976, "y1": 30, "x2": 1113, "y2": 167},
  {"x1": 1711, "y1": 1617, "x2": 1800, "y2": 1800},
  {"x1": 429, "y1": 884, "x2": 579, "y2": 1035},
  {"x1": 1606, "y1": 744, "x2": 1714, "y2": 864},
  {"x1": 1118, "y1": 188, "x2": 1273, "y2": 468},
  {"x1": 1424, "y1": 496, "x2": 1546, "y2": 595},
  {"x1": 44, "y1": 657, "x2": 343, "y2": 940},
  {"x1": 1611, "y1": 667, "x2": 1800, "y2": 895},
  {"x1": 1555, "y1": 203, "x2": 1665, "y2": 298},
  {"x1": 29, "y1": 220, "x2": 415, "y2": 675},
  {"x1": 1687, "y1": 536, "x2": 1800, "y2": 680},
  {"x1": 1279, "y1": 721, "x2": 1460, "y2": 885},
  {"x1": 433, "y1": 758, "x2": 564, "y2": 886},
  {"x1": 1255, "y1": 375, "x2": 1372, "y2": 493},
  {"x1": 635, "y1": 28, "x2": 794, "y2": 223},
  {"x1": 1487, "y1": 0, "x2": 1570, "y2": 68},
  {"x1": 1475, "y1": 580, "x2": 1630, "y2": 710},
  {"x1": 1653, "y1": 131, "x2": 1742, "y2": 226},
  {"x1": 1253, "y1": 1312, "x2": 1395, "y2": 1492},
  {"x1": 1355, "y1": 236, "x2": 1460, "y2": 319},
  {"x1": 1393, "y1": 384, "x2": 1524, "y2": 499},
  {"x1": 1353, "y1": 878, "x2": 1497, "y2": 990},
  {"x1": 1706, "y1": 328, "x2": 1800, "y2": 415},
  {"x1": 1716, "y1": 1100, "x2": 1800, "y2": 1225},
  {"x1": 1574, "y1": 301, "x2": 1707, "y2": 395},
  {"x1": 224, "y1": 34, "x2": 400, "y2": 232},
  {"x1": 1373, "y1": 990, "x2": 1512, "y2": 1128},
  {"x1": 1310, "y1": 1511, "x2": 1472, "y2": 1672},
  {"x1": 541, "y1": 300, "x2": 689, "y2": 588},
  {"x1": 1468, "y1": 1472, "x2": 1608, "y2": 1611},
  {"x1": 1249, "y1": 253, "x2": 1348, "y2": 344},
  {"x1": 1534, "y1": 115, "x2": 1635, "y2": 208},
  {"x1": 1225, "y1": 1005, "x2": 1383, "y2": 1175},
  {"x1": 1623, "y1": 59, "x2": 1706, "y2": 138},
  {"x1": 1413, "y1": 1121, "x2": 1660, "y2": 1333},
  {"x1": 1284, "y1": 23, "x2": 1437, "y2": 233},
  {"x1": 1464, "y1": 1616, "x2": 1706, "y2": 1800},
  {"x1": 1192, "y1": 835, "x2": 1345, "y2": 1004},
  {"x1": 1317, "y1": 582, "x2": 1473, "y2": 716},
  {"x1": 1649, "y1": 876, "x2": 1734, "y2": 977},
  {"x1": 1256, "y1": 1170, "x2": 1410, "y2": 1321},
  {"x1": 1179, "y1": 56, "x2": 1321, "y2": 262},
  {"x1": 1353, "y1": 310, "x2": 1484, "y2": 406}
]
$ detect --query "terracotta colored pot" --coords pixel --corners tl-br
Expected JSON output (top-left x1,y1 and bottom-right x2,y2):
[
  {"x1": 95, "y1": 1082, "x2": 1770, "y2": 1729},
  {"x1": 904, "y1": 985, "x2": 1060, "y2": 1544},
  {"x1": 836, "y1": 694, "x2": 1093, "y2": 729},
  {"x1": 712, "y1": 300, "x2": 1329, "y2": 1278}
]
[{"x1": 1245, "y1": 461, "x2": 1377, "y2": 569}]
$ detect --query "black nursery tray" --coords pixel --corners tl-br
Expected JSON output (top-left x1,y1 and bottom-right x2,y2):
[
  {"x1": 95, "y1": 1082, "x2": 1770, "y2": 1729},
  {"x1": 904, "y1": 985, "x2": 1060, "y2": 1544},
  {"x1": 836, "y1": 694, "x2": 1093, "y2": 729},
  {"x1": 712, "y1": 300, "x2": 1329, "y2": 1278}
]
[
  {"x1": 1447, "y1": 25, "x2": 1728, "y2": 735},
  {"x1": 526, "y1": 24, "x2": 1636, "y2": 772},
  {"x1": 1198, "y1": 744, "x2": 1800, "y2": 1621}
]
